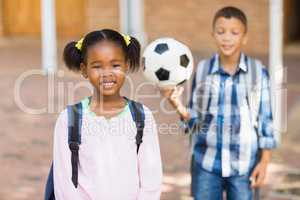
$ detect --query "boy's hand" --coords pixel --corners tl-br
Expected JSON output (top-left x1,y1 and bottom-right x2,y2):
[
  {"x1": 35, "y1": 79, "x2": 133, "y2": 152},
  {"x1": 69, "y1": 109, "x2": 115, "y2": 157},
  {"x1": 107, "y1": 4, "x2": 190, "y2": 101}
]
[
  {"x1": 159, "y1": 86, "x2": 190, "y2": 121},
  {"x1": 159, "y1": 86, "x2": 184, "y2": 109},
  {"x1": 250, "y1": 150, "x2": 271, "y2": 188},
  {"x1": 250, "y1": 161, "x2": 268, "y2": 188}
]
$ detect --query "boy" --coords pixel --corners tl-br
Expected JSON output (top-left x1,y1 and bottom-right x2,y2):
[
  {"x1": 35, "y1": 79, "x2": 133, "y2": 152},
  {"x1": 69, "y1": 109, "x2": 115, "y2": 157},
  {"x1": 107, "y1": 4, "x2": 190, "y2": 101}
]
[{"x1": 162, "y1": 6, "x2": 277, "y2": 200}]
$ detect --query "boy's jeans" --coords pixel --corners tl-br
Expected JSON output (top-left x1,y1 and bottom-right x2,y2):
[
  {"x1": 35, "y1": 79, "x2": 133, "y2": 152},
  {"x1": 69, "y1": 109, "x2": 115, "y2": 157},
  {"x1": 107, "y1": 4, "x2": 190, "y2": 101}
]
[{"x1": 191, "y1": 158, "x2": 255, "y2": 200}]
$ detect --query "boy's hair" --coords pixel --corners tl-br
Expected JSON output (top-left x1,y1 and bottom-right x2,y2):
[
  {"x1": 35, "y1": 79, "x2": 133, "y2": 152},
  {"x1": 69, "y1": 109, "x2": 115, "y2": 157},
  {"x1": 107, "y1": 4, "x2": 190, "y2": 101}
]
[
  {"x1": 213, "y1": 6, "x2": 247, "y2": 31},
  {"x1": 63, "y1": 29, "x2": 141, "y2": 72}
]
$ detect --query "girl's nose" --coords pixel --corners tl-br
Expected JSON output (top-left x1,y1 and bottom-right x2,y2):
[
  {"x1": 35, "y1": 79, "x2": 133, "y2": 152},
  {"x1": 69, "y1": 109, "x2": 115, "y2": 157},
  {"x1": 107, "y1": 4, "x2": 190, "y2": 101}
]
[
  {"x1": 102, "y1": 71, "x2": 113, "y2": 78},
  {"x1": 100, "y1": 67, "x2": 114, "y2": 74}
]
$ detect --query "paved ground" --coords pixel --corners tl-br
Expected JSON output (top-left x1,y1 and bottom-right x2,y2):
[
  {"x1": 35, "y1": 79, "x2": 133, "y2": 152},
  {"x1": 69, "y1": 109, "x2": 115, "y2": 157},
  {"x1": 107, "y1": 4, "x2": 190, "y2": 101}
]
[{"x1": 0, "y1": 38, "x2": 299, "y2": 200}]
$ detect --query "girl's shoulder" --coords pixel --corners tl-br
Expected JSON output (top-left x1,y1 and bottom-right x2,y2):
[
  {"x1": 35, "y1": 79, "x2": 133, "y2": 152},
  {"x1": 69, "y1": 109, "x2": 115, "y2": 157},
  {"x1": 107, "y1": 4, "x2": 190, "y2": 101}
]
[
  {"x1": 140, "y1": 103, "x2": 156, "y2": 124},
  {"x1": 126, "y1": 100, "x2": 155, "y2": 121},
  {"x1": 55, "y1": 108, "x2": 68, "y2": 126},
  {"x1": 140, "y1": 103, "x2": 153, "y2": 116},
  {"x1": 132, "y1": 101, "x2": 149, "y2": 111},
  {"x1": 56, "y1": 97, "x2": 88, "y2": 122}
]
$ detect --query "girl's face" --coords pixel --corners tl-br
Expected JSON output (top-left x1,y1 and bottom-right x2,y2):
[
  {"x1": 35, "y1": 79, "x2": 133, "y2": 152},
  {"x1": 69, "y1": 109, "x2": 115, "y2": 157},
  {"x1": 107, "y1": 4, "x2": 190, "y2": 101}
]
[
  {"x1": 212, "y1": 17, "x2": 247, "y2": 57},
  {"x1": 80, "y1": 41, "x2": 128, "y2": 97}
]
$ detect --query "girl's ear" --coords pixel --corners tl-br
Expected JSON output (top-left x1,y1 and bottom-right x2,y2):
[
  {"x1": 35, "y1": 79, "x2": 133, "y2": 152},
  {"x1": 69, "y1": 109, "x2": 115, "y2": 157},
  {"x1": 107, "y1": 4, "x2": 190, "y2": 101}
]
[{"x1": 80, "y1": 63, "x2": 88, "y2": 78}]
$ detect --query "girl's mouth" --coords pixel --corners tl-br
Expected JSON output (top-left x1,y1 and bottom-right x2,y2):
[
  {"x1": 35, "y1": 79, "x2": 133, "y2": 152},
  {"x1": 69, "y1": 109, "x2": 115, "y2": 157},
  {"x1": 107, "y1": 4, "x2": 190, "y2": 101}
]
[{"x1": 101, "y1": 80, "x2": 116, "y2": 89}]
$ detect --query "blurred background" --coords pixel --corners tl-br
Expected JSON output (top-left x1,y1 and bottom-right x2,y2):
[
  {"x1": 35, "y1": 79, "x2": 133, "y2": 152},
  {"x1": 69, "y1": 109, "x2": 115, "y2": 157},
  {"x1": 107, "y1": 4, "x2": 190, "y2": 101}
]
[{"x1": 0, "y1": 0, "x2": 299, "y2": 199}]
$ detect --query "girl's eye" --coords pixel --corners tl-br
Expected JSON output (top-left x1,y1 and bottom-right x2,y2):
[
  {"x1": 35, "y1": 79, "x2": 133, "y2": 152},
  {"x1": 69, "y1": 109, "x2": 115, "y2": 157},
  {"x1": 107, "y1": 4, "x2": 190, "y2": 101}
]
[
  {"x1": 92, "y1": 65, "x2": 101, "y2": 69},
  {"x1": 113, "y1": 64, "x2": 121, "y2": 68}
]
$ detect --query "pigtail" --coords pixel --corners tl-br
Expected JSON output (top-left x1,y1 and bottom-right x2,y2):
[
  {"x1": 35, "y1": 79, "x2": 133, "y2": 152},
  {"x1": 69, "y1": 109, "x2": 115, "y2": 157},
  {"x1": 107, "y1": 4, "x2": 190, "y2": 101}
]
[
  {"x1": 63, "y1": 41, "x2": 82, "y2": 72},
  {"x1": 126, "y1": 36, "x2": 141, "y2": 72}
]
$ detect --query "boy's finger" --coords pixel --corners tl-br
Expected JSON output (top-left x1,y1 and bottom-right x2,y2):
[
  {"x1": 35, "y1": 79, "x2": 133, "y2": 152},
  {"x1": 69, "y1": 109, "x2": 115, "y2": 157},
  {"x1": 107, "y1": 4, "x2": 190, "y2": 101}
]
[
  {"x1": 256, "y1": 171, "x2": 265, "y2": 186},
  {"x1": 172, "y1": 86, "x2": 183, "y2": 96},
  {"x1": 250, "y1": 177, "x2": 256, "y2": 188},
  {"x1": 251, "y1": 172, "x2": 265, "y2": 188},
  {"x1": 171, "y1": 87, "x2": 181, "y2": 97},
  {"x1": 170, "y1": 89, "x2": 178, "y2": 98},
  {"x1": 178, "y1": 86, "x2": 184, "y2": 95},
  {"x1": 250, "y1": 170, "x2": 259, "y2": 187},
  {"x1": 160, "y1": 86, "x2": 175, "y2": 97},
  {"x1": 250, "y1": 167, "x2": 258, "y2": 179}
]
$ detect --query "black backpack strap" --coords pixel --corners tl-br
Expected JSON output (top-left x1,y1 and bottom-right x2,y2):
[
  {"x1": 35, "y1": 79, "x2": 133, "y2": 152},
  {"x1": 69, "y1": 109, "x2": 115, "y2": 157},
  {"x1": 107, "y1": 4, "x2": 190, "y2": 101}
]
[
  {"x1": 67, "y1": 102, "x2": 83, "y2": 188},
  {"x1": 44, "y1": 163, "x2": 55, "y2": 200},
  {"x1": 126, "y1": 98, "x2": 145, "y2": 154}
]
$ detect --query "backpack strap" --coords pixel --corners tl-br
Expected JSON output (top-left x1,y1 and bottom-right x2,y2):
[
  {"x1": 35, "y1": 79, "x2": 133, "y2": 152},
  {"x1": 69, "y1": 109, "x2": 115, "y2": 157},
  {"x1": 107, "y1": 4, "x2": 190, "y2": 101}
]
[
  {"x1": 188, "y1": 57, "x2": 213, "y2": 154},
  {"x1": 244, "y1": 56, "x2": 262, "y2": 129},
  {"x1": 194, "y1": 58, "x2": 211, "y2": 116},
  {"x1": 126, "y1": 98, "x2": 145, "y2": 153},
  {"x1": 190, "y1": 57, "x2": 213, "y2": 131},
  {"x1": 201, "y1": 57, "x2": 214, "y2": 113},
  {"x1": 67, "y1": 102, "x2": 83, "y2": 188},
  {"x1": 44, "y1": 163, "x2": 55, "y2": 200}
]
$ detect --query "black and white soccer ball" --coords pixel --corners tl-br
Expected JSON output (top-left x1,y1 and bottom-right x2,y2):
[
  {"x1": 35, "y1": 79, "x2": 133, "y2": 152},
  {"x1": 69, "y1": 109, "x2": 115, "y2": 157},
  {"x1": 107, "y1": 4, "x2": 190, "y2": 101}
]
[{"x1": 142, "y1": 38, "x2": 194, "y2": 87}]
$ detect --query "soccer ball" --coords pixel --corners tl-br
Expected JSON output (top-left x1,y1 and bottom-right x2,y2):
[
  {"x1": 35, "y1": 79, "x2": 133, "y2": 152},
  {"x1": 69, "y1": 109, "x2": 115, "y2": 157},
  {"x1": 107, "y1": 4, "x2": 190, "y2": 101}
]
[{"x1": 142, "y1": 38, "x2": 194, "y2": 88}]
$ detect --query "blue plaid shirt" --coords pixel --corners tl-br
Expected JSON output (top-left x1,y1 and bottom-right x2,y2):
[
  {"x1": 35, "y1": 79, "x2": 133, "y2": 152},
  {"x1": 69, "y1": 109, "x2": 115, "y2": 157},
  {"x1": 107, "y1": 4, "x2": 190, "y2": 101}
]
[{"x1": 185, "y1": 53, "x2": 277, "y2": 177}]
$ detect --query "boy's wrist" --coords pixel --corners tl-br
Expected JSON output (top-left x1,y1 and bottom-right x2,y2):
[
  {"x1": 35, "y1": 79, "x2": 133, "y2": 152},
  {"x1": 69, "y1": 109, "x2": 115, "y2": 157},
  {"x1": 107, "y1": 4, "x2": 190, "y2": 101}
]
[
  {"x1": 176, "y1": 103, "x2": 190, "y2": 121},
  {"x1": 259, "y1": 149, "x2": 272, "y2": 164}
]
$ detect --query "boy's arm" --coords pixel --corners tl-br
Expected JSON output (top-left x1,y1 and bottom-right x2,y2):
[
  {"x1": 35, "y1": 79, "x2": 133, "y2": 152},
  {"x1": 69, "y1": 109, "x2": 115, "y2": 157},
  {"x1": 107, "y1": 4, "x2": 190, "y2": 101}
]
[
  {"x1": 256, "y1": 68, "x2": 277, "y2": 149},
  {"x1": 160, "y1": 86, "x2": 190, "y2": 121},
  {"x1": 137, "y1": 108, "x2": 163, "y2": 200},
  {"x1": 160, "y1": 71, "x2": 200, "y2": 132},
  {"x1": 251, "y1": 68, "x2": 277, "y2": 188}
]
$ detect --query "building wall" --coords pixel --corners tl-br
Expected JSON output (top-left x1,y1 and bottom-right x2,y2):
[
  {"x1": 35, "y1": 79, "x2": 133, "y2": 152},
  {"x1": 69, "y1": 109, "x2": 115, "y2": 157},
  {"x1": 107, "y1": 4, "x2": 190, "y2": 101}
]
[
  {"x1": 83, "y1": 0, "x2": 270, "y2": 54},
  {"x1": 86, "y1": 0, "x2": 120, "y2": 32},
  {"x1": 0, "y1": 0, "x2": 85, "y2": 37},
  {"x1": 1, "y1": 0, "x2": 41, "y2": 36},
  {"x1": 144, "y1": 0, "x2": 270, "y2": 54},
  {"x1": 56, "y1": 0, "x2": 86, "y2": 37},
  {"x1": 0, "y1": 0, "x2": 270, "y2": 54},
  {"x1": 0, "y1": 0, "x2": 3, "y2": 36}
]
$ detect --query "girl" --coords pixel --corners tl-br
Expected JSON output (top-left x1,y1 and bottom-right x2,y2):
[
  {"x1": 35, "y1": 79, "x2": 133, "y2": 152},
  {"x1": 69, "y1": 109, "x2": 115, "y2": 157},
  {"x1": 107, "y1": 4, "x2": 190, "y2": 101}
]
[{"x1": 53, "y1": 29, "x2": 162, "y2": 199}]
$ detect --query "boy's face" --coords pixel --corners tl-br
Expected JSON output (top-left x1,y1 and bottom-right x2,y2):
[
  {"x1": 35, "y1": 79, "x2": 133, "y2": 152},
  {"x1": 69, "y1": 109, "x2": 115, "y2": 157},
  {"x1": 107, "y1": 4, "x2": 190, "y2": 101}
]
[{"x1": 212, "y1": 17, "x2": 247, "y2": 57}]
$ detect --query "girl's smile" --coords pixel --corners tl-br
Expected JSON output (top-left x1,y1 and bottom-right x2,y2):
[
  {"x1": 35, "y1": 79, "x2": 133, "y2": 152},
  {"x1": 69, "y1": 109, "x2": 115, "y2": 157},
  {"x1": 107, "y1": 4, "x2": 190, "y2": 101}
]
[{"x1": 100, "y1": 79, "x2": 117, "y2": 90}]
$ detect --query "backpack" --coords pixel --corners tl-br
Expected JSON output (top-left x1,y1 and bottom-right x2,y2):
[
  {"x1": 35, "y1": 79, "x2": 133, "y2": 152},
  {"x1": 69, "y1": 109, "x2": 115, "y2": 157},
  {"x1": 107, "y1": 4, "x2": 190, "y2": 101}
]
[{"x1": 44, "y1": 97, "x2": 145, "y2": 200}]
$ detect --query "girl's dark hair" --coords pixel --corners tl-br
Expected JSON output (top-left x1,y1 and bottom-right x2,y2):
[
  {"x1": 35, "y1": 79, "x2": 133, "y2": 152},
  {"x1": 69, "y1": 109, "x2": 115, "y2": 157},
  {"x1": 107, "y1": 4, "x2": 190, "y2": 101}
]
[
  {"x1": 213, "y1": 6, "x2": 248, "y2": 32},
  {"x1": 63, "y1": 29, "x2": 141, "y2": 72}
]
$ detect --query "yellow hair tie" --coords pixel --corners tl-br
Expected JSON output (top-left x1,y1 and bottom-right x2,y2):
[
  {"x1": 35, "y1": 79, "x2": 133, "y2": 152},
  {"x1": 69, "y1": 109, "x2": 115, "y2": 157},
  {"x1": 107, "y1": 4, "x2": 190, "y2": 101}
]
[
  {"x1": 121, "y1": 34, "x2": 131, "y2": 46},
  {"x1": 75, "y1": 38, "x2": 84, "y2": 51}
]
